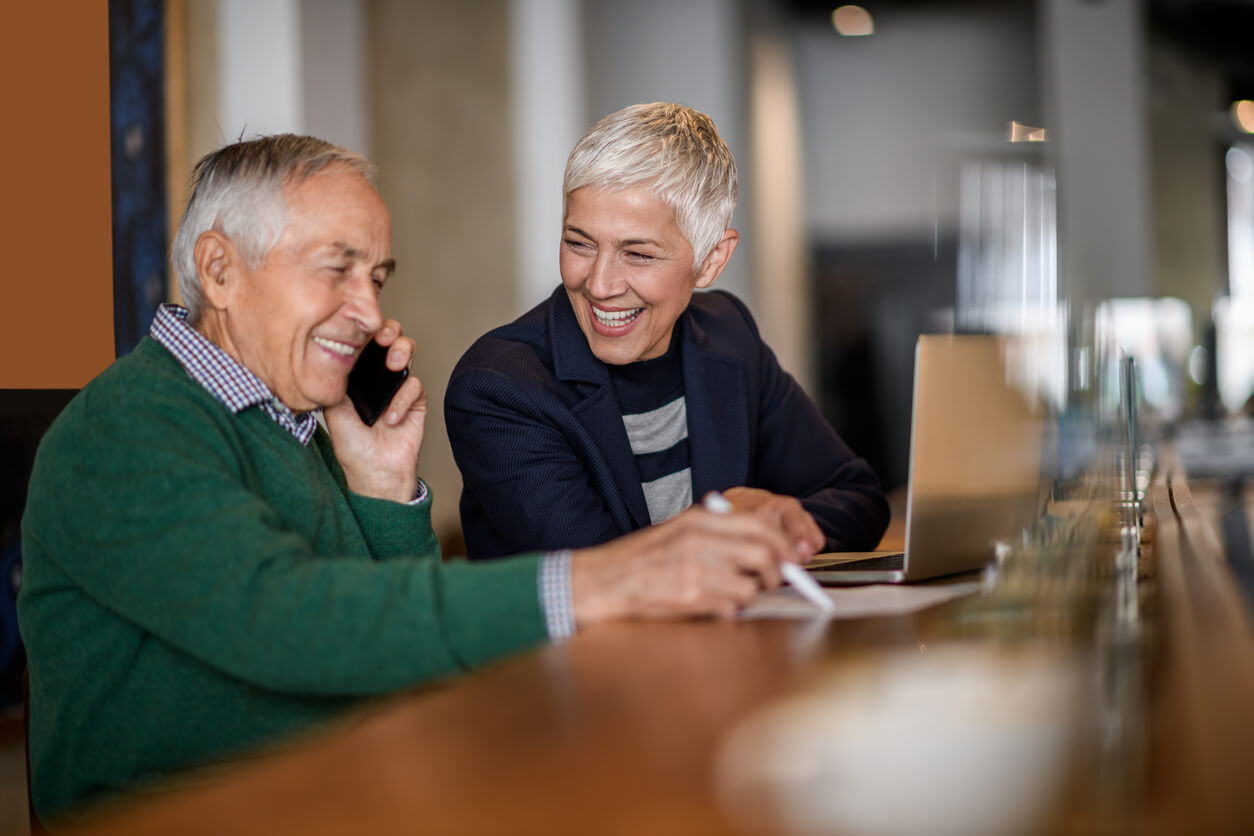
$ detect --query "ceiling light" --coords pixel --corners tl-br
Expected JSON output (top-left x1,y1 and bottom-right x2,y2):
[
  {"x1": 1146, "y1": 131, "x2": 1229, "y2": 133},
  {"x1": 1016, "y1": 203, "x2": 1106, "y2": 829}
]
[
  {"x1": 832, "y1": 5, "x2": 874, "y2": 37},
  {"x1": 1232, "y1": 100, "x2": 1254, "y2": 133}
]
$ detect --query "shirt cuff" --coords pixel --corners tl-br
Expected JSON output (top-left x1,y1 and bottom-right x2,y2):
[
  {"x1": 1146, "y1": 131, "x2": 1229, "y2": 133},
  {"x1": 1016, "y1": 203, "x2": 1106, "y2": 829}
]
[
  {"x1": 404, "y1": 478, "x2": 430, "y2": 506},
  {"x1": 538, "y1": 550, "x2": 576, "y2": 641}
]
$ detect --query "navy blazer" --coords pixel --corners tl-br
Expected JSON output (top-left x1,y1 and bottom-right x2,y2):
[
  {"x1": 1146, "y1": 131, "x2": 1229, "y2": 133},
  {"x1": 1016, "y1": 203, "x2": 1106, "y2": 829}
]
[{"x1": 446, "y1": 287, "x2": 889, "y2": 559}]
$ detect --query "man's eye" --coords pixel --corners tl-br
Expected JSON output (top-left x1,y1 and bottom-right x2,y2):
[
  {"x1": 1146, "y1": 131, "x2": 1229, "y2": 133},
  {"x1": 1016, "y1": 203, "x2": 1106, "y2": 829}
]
[{"x1": 564, "y1": 239, "x2": 592, "y2": 251}]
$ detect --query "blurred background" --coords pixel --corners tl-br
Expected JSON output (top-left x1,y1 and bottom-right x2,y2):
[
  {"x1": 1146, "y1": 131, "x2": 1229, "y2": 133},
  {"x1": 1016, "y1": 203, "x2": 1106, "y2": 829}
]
[
  {"x1": 0, "y1": 4, "x2": 1251, "y2": 829},
  {"x1": 1, "y1": 4, "x2": 1250, "y2": 831},
  {"x1": 18, "y1": 0, "x2": 1254, "y2": 557},
  {"x1": 0, "y1": 4, "x2": 1251, "y2": 831}
]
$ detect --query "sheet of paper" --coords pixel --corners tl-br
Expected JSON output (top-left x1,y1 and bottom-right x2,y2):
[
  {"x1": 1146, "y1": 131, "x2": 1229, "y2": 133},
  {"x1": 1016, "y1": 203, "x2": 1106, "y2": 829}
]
[{"x1": 739, "y1": 580, "x2": 982, "y2": 620}]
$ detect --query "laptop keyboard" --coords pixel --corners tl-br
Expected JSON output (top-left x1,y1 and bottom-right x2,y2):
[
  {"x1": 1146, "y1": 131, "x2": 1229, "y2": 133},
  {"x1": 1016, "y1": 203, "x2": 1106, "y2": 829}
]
[{"x1": 808, "y1": 552, "x2": 906, "y2": 572}]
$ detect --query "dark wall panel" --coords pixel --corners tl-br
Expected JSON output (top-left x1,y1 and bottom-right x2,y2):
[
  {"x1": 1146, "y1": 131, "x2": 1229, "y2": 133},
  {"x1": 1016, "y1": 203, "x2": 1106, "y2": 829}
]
[{"x1": 109, "y1": 0, "x2": 168, "y2": 356}]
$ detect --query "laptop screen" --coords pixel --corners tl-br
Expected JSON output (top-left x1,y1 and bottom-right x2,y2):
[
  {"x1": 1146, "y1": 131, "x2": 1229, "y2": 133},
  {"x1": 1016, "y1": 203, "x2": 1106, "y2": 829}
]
[{"x1": 902, "y1": 335, "x2": 1046, "y2": 576}]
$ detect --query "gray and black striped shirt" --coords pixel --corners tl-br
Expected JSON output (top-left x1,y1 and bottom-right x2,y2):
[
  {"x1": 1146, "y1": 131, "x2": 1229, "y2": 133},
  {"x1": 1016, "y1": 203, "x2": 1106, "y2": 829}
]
[{"x1": 607, "y1": 333, "x2": 691, "y2": 524}]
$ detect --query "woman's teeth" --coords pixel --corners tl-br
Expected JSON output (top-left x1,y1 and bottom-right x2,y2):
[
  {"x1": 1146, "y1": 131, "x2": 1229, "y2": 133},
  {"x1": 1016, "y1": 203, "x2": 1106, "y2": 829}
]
[{"x1": 593, "y1": 306, "x2": 643, "y2": 327}]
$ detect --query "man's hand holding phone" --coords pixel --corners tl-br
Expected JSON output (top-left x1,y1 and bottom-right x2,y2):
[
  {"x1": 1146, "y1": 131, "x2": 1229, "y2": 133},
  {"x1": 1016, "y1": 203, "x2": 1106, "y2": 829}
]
[{"x1": 325, "y1": 320, "x2": 429, "y2": 503}]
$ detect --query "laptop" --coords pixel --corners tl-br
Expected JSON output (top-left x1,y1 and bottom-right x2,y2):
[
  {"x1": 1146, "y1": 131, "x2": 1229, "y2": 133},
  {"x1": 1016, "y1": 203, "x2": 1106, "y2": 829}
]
[{"x1": 808, "y1": 334, "x2": 1046, "y2": 585}]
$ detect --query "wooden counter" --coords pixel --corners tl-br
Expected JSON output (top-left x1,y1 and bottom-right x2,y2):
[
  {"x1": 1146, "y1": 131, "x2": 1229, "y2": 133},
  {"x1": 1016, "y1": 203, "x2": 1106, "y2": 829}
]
[{"x1": 55, "y1": 473, "x2": 1254, "y2": 835}]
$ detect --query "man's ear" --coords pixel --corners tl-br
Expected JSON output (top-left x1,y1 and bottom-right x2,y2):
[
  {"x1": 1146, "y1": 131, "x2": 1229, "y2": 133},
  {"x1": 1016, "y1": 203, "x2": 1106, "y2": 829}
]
[
  {"x1": 193, "y1": 231, "x2": 238, "y2": 309},
  {"x1": 694, "y1": 229, "x2": 740, "y2": 289}
]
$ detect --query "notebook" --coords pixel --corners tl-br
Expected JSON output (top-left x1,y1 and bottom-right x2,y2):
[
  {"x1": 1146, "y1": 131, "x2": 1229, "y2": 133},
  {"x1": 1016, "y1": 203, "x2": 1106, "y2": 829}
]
[{"x1": 808, "y1": 334, "x2": 1046, "y2": 585}]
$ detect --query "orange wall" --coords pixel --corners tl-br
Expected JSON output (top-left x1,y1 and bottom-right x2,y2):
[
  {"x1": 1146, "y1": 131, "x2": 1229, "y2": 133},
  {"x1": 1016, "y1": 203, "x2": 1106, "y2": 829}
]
[{"x1": 0, "y1": 3, "x2": 114, "y2": 389}]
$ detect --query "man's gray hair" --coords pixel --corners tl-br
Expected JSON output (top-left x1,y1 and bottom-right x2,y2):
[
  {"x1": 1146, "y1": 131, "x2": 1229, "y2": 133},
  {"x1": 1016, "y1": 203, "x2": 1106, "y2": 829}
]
[
  {"x1": 171, "y1": 134, "x2": 376, "y2": 322},
  {"x1": 563, "y1": 103, "x2": 738, "y2": 269}
]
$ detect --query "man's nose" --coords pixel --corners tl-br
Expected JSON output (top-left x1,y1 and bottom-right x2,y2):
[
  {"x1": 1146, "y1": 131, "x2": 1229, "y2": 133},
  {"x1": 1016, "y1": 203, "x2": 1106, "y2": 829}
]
[{"x1": 343, "y1": 275, "x2": 384, "y2": 335}]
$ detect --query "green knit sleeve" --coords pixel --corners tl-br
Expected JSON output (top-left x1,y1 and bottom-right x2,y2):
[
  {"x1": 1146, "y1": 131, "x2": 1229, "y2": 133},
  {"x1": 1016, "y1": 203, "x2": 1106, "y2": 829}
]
[
  {"x1": 23, "y1": 369, "x2": 547, "y2": 697},
  {"x1": 347, "y1": 492, "x2": 441, "y2": 560}
]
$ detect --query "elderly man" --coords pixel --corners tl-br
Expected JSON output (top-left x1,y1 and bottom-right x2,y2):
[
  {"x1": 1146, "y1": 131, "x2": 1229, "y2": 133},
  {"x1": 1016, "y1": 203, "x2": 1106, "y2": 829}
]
[
  {"x1": 447, "y1": 103, "x2": 889, "y2": 560},
  {"x1": 18, "y1": 135, "x2": 798, "y2": 821}
]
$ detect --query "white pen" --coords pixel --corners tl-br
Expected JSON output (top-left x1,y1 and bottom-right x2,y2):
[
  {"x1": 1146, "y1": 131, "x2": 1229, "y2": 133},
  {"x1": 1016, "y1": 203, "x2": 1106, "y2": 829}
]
[{"x1": 702, "y1": 491, "x2": 836, "y2": 613}]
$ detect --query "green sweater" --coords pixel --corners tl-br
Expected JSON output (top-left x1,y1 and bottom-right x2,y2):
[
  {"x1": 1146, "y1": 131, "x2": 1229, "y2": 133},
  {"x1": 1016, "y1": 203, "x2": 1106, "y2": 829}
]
[{"x1": 18, "y1": 338, "x2": 549, "y2": 819}]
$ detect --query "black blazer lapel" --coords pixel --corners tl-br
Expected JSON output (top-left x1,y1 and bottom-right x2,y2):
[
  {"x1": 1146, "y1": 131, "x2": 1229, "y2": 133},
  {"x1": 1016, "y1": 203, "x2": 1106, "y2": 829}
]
[
  {"x1": 568, "y1": 386, "x2": 651, "y2": 531},
  {"x1": 682, "y1": 307, "x2": 750, "y2": 499}
]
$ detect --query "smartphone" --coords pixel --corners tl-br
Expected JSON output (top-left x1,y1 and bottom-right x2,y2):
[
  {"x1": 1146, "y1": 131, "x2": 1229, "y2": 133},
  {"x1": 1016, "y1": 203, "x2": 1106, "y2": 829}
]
[{"x1": 346, "y1": 339, "x2": 408, "y2": 426}]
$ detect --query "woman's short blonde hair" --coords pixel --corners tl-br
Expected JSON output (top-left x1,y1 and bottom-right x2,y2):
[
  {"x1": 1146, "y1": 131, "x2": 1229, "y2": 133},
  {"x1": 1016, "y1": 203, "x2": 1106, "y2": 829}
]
[{"x1": 563, "y1": 102, "x2": 737, "y2": 268}]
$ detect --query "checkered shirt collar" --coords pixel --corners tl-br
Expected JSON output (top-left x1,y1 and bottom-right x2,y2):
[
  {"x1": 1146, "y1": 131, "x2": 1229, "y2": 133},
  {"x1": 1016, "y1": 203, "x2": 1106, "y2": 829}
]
[{"x1": 150, "y1": 304, "x2": 319, "y2": 445}]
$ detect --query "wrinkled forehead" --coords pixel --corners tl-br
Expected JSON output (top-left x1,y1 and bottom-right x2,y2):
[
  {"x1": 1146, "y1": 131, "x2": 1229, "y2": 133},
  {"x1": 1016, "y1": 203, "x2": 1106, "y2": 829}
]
[{"x1": 284, "y1": 167, "x2": 388, "y2": 216}]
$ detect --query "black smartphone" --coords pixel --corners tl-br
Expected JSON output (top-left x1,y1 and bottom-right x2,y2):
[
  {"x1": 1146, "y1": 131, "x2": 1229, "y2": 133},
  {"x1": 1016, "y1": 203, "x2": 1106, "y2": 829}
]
[{"x1": 346, "y1": 339, "x2": 408, "y2": 426}]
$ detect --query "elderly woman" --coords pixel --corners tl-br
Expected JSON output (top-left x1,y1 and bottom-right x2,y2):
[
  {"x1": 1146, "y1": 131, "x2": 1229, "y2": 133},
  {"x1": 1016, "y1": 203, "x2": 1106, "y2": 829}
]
[{"x1": 447, "y1": 102, "x2": 889, "y2": 560}]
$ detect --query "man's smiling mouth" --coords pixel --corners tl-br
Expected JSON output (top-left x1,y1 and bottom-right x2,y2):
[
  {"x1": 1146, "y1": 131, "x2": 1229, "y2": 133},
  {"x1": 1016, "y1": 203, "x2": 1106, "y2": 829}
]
[{"x1": 313, "y1": 336, "x2": 356, "y2": 357}]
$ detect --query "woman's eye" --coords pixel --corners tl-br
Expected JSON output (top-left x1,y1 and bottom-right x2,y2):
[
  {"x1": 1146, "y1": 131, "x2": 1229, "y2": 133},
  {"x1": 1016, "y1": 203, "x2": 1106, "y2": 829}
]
[
  {"x1": 626, "y1": 251, "x2": 656, "y2": 262},
  {"x1": 564, "y1": 239, "x2": 592, "y2": 251}
]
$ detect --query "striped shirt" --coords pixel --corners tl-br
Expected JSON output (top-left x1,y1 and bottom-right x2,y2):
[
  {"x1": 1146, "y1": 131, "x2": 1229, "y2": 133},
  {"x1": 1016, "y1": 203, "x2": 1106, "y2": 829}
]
[
  {"x1": 608, "y1": 332, "x2": 691, "y2": 524},
  {"x1": 148, "y1": 304, "x2": 574, "y2": 640}
]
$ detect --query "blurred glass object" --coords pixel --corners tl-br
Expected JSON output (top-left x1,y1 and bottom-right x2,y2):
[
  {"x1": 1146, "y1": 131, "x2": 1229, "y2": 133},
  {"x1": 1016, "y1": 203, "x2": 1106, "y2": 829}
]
[
  {"x1": 1188, "y1": 345, "x2": 1207, "y2": 386},
  {"x1": 1221, "y1": 143, "x2": 1254, "y2": 416},
  {"x1": 1228, "y1": 145, "x2": 1254, "y2": 299},
  {"x1": 1212, "y1": 296, "x2": 1254, "y2": 415},
  {"x1": 1093, "y1": 298, "x2": 1193, "y2": 422}
]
